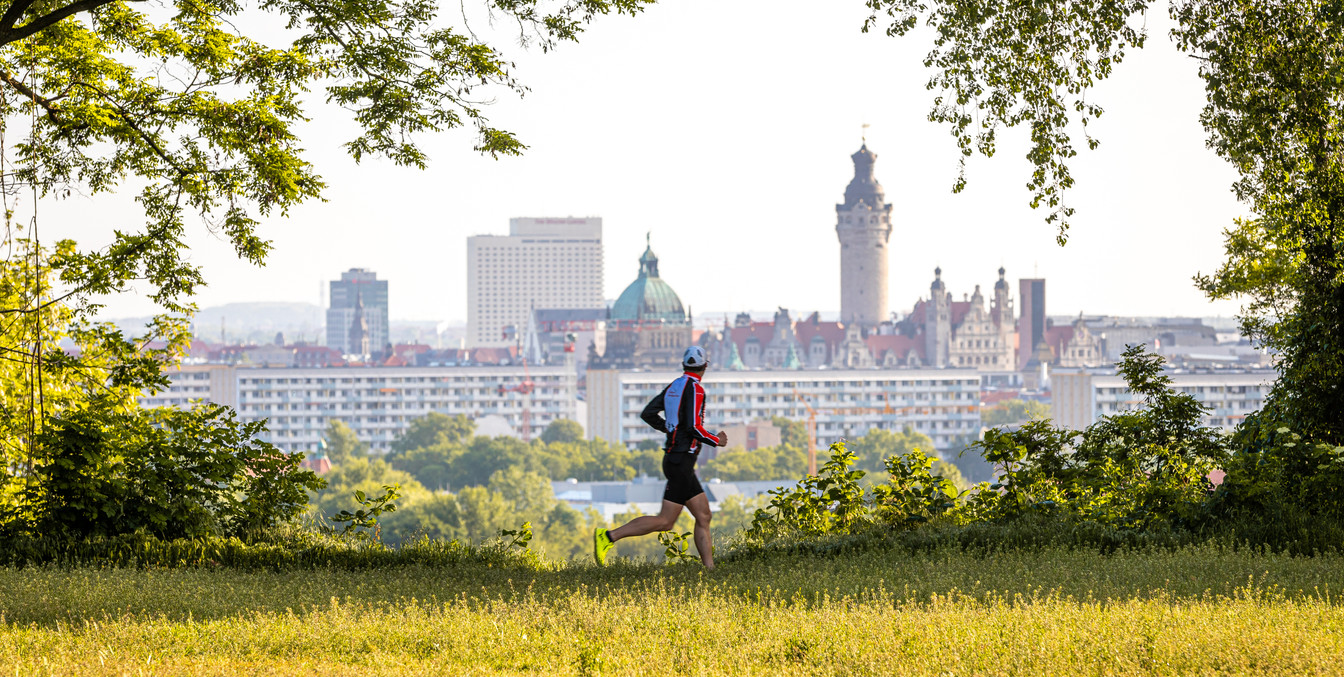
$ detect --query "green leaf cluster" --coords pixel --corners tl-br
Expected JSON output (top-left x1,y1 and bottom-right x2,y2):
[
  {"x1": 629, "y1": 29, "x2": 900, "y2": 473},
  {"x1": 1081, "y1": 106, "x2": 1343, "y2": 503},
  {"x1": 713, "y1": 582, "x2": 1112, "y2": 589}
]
[
  {"x1": 22, "y1": 402, "x2": 324, "y2": 540},
  {"x1": 745, "y1": 443, "x2": 870, "y2": 541},
  {"x1": 0, "y1": 239, "x2": 323, "y2": 542},
  {"x1": 331, "y1": 483, "x2": 400, "y2": 540},
  {"x1": 865, "y1": 0, "x2": 1150, "y2": 241}
]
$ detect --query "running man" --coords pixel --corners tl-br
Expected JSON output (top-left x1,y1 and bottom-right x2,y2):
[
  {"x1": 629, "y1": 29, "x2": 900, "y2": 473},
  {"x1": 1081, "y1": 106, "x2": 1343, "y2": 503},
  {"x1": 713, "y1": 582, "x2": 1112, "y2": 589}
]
[{"x1": 593, "y1": 346, "x2": 726, "y2": 569}]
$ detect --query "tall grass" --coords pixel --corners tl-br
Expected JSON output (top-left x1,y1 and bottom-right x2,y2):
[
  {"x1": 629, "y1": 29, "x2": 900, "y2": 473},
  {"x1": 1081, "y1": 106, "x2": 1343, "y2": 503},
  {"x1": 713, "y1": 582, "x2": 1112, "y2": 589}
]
[{"x1": 2, "y1": 544, "x2": 1342, "y2": 674}]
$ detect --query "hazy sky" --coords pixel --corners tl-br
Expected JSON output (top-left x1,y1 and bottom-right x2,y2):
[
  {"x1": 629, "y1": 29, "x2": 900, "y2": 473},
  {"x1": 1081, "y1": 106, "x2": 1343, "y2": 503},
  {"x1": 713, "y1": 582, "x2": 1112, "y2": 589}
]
[{"x1": 42, "y1": 0, "x2": 1246, "y2": 325}]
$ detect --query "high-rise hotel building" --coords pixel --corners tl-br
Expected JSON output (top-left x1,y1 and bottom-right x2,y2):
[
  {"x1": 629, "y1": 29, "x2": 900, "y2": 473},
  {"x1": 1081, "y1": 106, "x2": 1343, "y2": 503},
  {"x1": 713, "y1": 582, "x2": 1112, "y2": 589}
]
[{"x1": 467, "y1": 217, "x2": 604, "y2": 347}]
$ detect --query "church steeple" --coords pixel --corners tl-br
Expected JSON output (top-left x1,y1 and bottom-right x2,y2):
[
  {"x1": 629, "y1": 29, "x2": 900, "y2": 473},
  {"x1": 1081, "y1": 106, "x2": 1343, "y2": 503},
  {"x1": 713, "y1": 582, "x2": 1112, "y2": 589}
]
[
  {"x1": 349, "y1": 290, "x2": 370, "y2": 358},
  {"x1": 638, "y1": 232, "x2": 659, "y2": 278},
  {"x1": 992, "y1": 266, "x2": 1014, "y2": 332}
]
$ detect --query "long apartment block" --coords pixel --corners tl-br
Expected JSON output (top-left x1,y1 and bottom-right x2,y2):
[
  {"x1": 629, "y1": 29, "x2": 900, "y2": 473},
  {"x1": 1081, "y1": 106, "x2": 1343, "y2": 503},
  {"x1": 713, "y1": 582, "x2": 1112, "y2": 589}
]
[
  {"x1": 587, "y1": 368, "x2": 982, "y2": 451},
  {"x1": 1052, "y1": 368, "x2": 1275, "y2": 431},
  {"x1": 141, "y1": 364, "x2": 578, "y2": 453}
]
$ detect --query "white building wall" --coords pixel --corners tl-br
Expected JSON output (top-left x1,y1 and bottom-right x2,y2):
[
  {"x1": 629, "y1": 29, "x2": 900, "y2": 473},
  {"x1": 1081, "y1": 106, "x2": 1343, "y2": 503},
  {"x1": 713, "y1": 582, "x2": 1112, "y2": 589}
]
[
  {"x1": 467, "y1": 217, "x2": 604, "y2": 347},
  {"x1": 1052, "y1": 369, "x2": 1275, "y2": 431},
  {"x1": 589, "y1": 368, "x2": 981, "y2": 451},
  {"x1": 1050, "y1": 370, "x2": 1096, "y2": 431},
  {"x1": 140, "y1": 364, "x2": 237, "y2": 409},
  {"x1": 144, "y1": 364, "x2": 578, "y2": 453},
  {"x1": 585, "y1": 368, "x2": 622, "y2": 445}
]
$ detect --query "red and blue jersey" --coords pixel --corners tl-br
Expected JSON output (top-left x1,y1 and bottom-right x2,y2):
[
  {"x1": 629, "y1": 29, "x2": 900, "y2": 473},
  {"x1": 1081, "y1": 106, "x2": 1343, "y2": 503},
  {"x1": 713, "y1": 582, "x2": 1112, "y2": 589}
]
[{"x1": 640, "y1": 371, "x2": 720, "y2": 454}]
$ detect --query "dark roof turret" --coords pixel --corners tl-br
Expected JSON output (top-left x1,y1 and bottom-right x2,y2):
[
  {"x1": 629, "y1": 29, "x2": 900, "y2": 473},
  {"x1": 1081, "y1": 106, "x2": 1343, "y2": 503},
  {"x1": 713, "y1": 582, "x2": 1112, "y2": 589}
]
[
  {"x1": 841, "y1": 143, "x2": 887, "y2": 210},
  {"x1": 995, "y1": 266, "x2": 1009, "y2": 292}
]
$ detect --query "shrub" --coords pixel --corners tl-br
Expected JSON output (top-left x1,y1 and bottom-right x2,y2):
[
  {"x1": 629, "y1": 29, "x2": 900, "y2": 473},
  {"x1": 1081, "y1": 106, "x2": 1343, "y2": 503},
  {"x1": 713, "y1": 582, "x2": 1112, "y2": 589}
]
[
  {"x1": 734, "y1": 345, "x2": 1342, "y2": 557},
  {"x1": 1211, "y1": 416, "x2": 1344, "y2": 524},
  {"x1": 745, "y1": 443, "x2": 869, "y2": 540},
  {"x1": 870, "y1": 448, "x2": 962, "y2": 525},
  {"x1": 967, "y1": 345, "x2": 1226, "y2": 529},
  {"x1": 23, "y1": 402, "x2": 324, "y2": 541}
]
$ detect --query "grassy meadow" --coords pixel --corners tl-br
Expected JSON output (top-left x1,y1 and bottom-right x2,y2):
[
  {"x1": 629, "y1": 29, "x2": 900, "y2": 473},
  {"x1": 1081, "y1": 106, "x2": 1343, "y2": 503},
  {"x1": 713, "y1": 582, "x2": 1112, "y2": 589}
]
[{"x1": 3, "y1": 544, "x2": 1344, "y2": 675}]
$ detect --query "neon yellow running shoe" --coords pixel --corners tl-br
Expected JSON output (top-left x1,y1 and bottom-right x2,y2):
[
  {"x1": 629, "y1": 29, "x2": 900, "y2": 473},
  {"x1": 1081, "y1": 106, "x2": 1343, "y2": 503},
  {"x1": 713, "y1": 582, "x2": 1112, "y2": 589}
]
[{"x1": 593, "y1": 527, "x2": 615, "y2": 566}]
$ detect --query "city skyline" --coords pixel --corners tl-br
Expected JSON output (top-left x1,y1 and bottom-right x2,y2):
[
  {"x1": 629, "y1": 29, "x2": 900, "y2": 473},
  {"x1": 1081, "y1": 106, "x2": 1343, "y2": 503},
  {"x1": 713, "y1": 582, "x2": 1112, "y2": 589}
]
[{"x1": 44, "y1": 1, "x2": 1244, "y2": 325}]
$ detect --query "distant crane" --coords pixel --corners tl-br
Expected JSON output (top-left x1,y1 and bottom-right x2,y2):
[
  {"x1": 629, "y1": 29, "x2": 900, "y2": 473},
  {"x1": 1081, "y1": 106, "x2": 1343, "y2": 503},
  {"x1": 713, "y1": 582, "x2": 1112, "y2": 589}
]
[
  {"x1": 498, "y1": 356, "x2": 536, "y2": 442},
  {"x1": 793, "y1": 389, "x2": 820, "y2": 476},
  {"x1": 562, "y1": 332, "x2": 577, "y2": 412},
  {"x1": 791, "y1": 389, "x2": 900, "y2": 475}
]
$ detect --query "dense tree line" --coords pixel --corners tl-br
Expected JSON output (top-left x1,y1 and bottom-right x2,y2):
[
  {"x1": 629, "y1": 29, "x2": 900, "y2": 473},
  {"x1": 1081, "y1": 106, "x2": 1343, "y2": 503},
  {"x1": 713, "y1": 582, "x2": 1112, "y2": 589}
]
[{"x1": 309, "y1": 413, "x2": 963, "y2": 555}]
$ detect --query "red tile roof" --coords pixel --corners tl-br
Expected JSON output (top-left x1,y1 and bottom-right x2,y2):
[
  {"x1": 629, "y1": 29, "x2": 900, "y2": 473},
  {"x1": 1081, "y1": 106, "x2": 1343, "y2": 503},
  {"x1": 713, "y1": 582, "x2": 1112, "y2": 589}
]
[
  {"x1": 727, "y1": 322, "x2": 776, "y2": 353},
  {"x1": 468, "y1": 346, "x2": 519, "y2": 364},
  {"x1": 905, "y1": 300, "x2": 980, "y2": 329},
  {"x1": 981, "y1": 389, "x2": 1021, "y2": 406},
  {"x1": 795, "y1": 320, "x2": 846, "y2": 347},
  {"x1": 1042, "y1": 326, "x2": 1076, "y2": 358},
  {"x1": 865, "y1": 334, "x2": 925, "y2": 361}
]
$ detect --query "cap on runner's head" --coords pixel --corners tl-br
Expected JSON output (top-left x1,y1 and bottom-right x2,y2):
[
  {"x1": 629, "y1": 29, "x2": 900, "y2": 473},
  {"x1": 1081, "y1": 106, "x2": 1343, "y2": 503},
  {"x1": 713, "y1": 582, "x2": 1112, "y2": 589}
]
[{"x1": 682, "y1": 346, "x2": 709, "y2": 369}]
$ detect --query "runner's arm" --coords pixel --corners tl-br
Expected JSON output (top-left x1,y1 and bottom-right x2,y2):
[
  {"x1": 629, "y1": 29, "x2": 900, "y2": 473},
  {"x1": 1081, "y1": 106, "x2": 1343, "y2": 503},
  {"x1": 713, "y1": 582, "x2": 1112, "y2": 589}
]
[
  {"x1": 688, "y1": 382, "x2": 721, "y2": 446},
  {"x1": 640, "y1": 386, "x2": 669, "y2": 433}
]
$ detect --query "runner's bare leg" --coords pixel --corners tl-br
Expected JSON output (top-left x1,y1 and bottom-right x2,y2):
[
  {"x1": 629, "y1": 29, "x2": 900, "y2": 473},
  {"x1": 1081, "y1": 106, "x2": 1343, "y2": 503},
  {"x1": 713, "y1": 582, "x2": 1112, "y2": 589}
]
[
  {"x1": 608, "y1": 500, "x2": 683, "y2": 542},
  {"x1": 684, "y1": 492, "x2": 714, "y2": 570}
]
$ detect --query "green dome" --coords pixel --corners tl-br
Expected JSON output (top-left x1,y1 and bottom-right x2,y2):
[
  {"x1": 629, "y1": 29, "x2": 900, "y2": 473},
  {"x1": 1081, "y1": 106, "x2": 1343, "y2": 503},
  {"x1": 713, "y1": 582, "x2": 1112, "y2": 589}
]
[{"x1": 610, "y1": 238, "x2": 686, "y2": 323}]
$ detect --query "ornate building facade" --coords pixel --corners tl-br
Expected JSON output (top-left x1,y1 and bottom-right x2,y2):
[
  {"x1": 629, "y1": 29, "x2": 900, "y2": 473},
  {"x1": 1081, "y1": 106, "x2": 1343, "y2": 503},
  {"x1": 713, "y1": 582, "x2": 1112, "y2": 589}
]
[
  {"x1": 1059, "y1": 316, "x2": 1105, "y2": 367},
  {"x1": 836, "y1": 143, "x2": 893, "y2": 326},
  {"x1": 697, "y1": 268, "x2": 1033, "y2": 374},
  {"x1": 1041, "y1": 314, "x2": 1105, "y2": 368},
  {"x1": 589, "y1": 238, "x2": 692, "y2": 370},
  {"x1": 900, "y1": 268, "x2": 1018, "y2": 371}
]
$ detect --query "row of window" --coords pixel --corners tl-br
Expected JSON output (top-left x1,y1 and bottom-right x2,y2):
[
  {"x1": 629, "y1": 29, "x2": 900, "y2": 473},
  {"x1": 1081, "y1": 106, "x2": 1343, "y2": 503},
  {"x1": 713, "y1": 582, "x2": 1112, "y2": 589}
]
[
  {"x1": 240, "y1": 375, "x2": 566, "y2": 386},
  {"x1": 956, "y1": 355, "x2": 1002, "y2": 365},
  {"x1": 1098, "y1": 387, "x2": 1267, "y2": 397},
  {"x1": 621, "y1": 379, "x2": 976, "y2": 391},
  {"x1": 622, "y1": 390, "x2": 972, "y2": 405},
  {"x1": 242, "y1": 398, "x2": 569, "y2": 412}
]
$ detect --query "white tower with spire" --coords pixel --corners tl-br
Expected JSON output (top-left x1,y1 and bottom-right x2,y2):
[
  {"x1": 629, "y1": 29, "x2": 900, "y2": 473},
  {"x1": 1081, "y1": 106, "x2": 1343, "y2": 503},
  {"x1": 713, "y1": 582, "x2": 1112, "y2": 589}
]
[{"x1": 836, "y1": 141, "x2": 894, "y2": 325}]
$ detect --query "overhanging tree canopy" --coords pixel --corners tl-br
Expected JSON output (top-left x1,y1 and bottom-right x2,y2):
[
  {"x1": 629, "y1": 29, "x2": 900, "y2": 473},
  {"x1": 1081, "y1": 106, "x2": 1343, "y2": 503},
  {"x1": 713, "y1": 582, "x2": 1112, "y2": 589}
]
[
  {"x1": 866, "y1": 0, "x2": 1344, "y2": 441},
  {"x1": 0, "y1": 0, "x2": 649, "y2": 327}
]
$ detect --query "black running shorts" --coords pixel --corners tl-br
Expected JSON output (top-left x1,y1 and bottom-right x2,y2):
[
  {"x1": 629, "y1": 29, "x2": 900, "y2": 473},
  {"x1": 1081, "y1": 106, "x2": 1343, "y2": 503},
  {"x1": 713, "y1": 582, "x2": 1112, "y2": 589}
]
[{"x1": 662, "y1": 453, "x2": 704, "y2": 505}]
